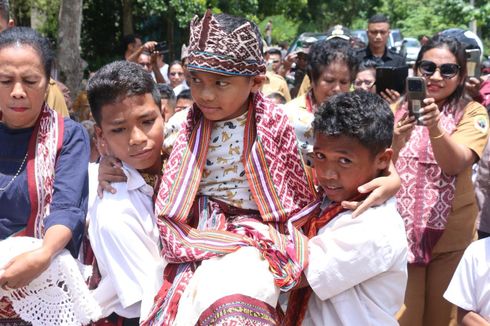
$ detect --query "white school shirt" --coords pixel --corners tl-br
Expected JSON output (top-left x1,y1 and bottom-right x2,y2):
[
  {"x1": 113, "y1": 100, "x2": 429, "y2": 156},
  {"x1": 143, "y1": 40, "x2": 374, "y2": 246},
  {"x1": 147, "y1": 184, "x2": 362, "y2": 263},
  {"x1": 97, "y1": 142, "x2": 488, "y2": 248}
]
[
  {"x1": 303, "y1": 197, "x2": 408, "y2": 326},
  {"x1": 444, "y1": 238, "x2": 490, "y2": 321},
  {"x1": 88, "y1": 164, "x2": 164, "y2": 319}
]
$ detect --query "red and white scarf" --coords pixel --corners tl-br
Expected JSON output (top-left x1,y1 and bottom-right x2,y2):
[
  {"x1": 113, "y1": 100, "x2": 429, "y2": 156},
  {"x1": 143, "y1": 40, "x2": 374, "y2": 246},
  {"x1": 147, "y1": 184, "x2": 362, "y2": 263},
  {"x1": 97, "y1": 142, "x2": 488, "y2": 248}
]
[
  {"x1": 0, "y1": 103, "x2": 63, "y2": 320},
  {"x1": 143, "y1": 92, "x2": 316, "y2": 325},
  {"x1": 395, "y1": 101, "x2": 463, "y2": 265}
]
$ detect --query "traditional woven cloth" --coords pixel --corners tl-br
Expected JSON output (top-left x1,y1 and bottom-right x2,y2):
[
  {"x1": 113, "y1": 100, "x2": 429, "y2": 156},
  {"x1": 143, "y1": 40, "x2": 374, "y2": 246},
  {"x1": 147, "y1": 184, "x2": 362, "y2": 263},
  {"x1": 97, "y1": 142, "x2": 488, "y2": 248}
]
[
  {"x1": 1, "y1": 103, "x2": 64, "y2": 238},
  {"x1": 197, "y1": 294, "x2": 278, "y2": 326},
  {"x1": 0, "y1": 103, "x2": 63, "y2": 321},
  {"x1": 0, "y1": 237, "x2": 101, "y2": 326},
  {"x1": 284, "y1": 193, "x2": 365, "y2": 326},
  {"x1": 186, "y1": 10, "x2": 266, "y2": 76},
  {"x1": 144, "y1": 92, "x2": 316, "y2": 325},
  {"x1": 395, "y1": 102, "x2": 465, "y2": 265}
]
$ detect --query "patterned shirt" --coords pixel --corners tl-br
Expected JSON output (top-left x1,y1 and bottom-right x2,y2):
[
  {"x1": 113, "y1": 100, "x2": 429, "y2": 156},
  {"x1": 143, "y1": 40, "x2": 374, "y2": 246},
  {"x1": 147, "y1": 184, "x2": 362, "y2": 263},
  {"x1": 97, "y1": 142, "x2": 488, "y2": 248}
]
[{"x1": 198, "y1": 112, "x2": 258, "y2": 210}]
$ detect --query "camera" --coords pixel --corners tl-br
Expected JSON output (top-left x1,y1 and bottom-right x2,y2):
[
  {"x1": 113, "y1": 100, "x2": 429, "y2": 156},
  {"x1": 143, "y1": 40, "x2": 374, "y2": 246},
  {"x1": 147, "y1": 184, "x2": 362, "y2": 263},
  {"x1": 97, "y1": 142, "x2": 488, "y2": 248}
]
[{"x1": 154, "y1": 41, "x2": 168, "y2": 54}]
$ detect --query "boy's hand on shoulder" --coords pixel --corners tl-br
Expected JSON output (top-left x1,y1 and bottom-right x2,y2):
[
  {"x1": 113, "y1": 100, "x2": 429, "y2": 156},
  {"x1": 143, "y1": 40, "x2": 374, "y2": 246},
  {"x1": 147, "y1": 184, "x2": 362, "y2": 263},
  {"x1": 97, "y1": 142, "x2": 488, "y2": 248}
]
[
  {"x1": 97, "y1": 156, "x2": 126, "y2": 198},
  {"x1": 343, "y1": 164, "x2": 401, "y2": 218}
]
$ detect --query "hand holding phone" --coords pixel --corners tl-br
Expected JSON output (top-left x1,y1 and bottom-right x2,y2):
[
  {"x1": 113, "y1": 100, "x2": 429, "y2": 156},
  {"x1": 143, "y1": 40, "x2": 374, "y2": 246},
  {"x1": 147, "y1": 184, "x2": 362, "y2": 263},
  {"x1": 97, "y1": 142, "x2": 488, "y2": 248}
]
[
  {"x1": 406, "y1": 77, "x2": 426, "y2": 125},
  {"x1": 466, "y1": 48, "x2": 481, "y2": 78}
]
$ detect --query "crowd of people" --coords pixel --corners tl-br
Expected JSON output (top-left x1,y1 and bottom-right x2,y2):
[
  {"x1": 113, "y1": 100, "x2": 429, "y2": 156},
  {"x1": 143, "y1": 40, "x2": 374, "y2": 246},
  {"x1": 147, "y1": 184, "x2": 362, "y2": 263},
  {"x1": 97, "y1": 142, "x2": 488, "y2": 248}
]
[{"x1": 0, "y1": 0, "x2": 490, "y2": 324}]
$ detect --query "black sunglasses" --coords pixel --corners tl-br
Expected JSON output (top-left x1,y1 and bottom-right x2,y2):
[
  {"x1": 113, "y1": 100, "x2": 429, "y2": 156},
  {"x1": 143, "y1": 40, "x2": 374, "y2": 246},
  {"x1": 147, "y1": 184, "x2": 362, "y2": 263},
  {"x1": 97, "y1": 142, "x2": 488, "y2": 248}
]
[{"x1": 418, "y1": 60, "x2": 460, "y2": 79}]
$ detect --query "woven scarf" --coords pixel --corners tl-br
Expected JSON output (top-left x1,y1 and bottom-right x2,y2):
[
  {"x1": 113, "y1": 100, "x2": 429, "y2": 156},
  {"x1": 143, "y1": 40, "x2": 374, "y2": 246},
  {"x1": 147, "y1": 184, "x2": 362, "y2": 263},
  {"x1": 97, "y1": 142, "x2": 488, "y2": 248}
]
[
  {"x1": 395, "y1": 101, "x2": 464, "y2": 265},
  {"x1": 284, "y1": 193, "x2": 365, "y2": 326},
  {"x1": 0, "y1": 103, "x2": 63, "y2": 320},
  {"x1": 144, "y1": 92, "x2": 316, "y2": 325}
]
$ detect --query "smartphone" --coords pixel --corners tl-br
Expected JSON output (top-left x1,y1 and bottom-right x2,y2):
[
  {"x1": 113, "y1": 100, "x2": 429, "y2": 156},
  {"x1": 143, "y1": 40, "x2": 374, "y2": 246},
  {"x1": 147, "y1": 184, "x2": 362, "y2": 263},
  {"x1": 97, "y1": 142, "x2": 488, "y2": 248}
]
[
  {"x1": 154, "y1": 41, "x2": 168, "y2": 54},
  {"x1": 466, "y1": 48, "x2": 481, "y2": 78},
  {"x1": 406, "y1": 76, "x2": 426, "y2": 125},
  {"x1": 375, "y1": 66, "x2": 409, "y2": 95}
]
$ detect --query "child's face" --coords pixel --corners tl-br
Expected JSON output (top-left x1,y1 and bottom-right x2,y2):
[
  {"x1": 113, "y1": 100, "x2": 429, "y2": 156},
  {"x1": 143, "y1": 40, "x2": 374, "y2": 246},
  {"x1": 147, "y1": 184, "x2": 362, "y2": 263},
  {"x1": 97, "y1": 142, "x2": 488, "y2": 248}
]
[
  {"x1": 312, "y1": 133, "x2": 392, "y2": 203},
  {"x1": 97, "y1": 93, "x2": 164, "y2": 173},
  {"x1": 189, "y1": 71, "x2": 263, "y2": 121},
  {"x1": 175, "y1": 98, "x2": 193, "y2": 113}
]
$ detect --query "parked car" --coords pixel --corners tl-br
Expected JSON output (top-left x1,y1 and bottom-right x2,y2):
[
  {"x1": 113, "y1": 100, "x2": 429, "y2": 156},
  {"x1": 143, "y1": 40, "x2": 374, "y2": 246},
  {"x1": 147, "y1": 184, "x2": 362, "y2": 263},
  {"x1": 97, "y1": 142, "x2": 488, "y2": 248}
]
[
  {"x1": 391, "y1": 29, "x2": 404, "y2": 52},
  {"x1": 287, "y1": 32, "x2": 327, "y2": 55},
  {"x1": 400, "y1": 37, "x2": 421, "y2": 66}
]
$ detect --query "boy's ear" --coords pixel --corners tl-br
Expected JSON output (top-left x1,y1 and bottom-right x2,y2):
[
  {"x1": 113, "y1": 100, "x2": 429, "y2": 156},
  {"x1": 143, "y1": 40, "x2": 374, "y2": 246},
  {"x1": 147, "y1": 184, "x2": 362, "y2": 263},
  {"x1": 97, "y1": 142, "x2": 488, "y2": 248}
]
[
  {"x1": 94, "y1": 124, "x2": 103, "y2": 140},
  {"x1": 375, "y1": 148, "x2": 393, "y2": 171},
  {"x1": 250, "y1": 74, "x2": 266, "y2": 93}
]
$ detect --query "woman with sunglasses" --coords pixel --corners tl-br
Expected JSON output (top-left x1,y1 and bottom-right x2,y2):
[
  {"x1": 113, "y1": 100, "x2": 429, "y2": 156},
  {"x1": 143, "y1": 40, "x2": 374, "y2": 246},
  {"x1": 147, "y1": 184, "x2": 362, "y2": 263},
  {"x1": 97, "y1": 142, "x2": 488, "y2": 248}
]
[
  {"x1": 394, "y1": 35, "x2": 489, "y2": 326},
  {"x1": 168, "y1": 60, "x2": 188, "y2": 96}
]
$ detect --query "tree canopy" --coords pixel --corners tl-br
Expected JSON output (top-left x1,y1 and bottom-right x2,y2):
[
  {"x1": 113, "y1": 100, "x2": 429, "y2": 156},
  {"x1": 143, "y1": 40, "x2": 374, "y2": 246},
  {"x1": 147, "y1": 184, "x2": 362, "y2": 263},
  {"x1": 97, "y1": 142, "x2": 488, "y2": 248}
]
[{"x1": 8, "y1": 0, "x2": 490, "y2": 72}]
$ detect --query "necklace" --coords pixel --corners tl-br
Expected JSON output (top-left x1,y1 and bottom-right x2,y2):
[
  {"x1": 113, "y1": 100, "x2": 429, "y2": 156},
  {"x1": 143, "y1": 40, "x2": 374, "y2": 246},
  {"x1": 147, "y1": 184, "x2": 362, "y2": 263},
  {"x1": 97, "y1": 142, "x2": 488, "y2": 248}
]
[{"x1": 0, "y1": 152, "x2": 29, "y2": 192}]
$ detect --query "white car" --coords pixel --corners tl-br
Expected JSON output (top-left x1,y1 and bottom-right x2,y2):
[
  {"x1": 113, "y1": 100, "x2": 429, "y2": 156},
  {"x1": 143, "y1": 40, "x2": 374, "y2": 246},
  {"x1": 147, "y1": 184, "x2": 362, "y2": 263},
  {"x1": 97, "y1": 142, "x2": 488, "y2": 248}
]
[{"x1": 400, "y1": 38, "x2": 421, "y2": 65}]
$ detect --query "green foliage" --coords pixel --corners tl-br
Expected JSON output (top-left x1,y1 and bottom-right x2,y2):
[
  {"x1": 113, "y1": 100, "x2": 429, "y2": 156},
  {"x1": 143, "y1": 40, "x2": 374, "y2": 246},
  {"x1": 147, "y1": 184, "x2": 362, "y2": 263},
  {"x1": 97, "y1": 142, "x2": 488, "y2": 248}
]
[
  {"x1": 258, "y1": 15, "x2": 299, "y2": 45},
  {"x1": 32, "y1": 0, "x2": 60, "y2": 42}
]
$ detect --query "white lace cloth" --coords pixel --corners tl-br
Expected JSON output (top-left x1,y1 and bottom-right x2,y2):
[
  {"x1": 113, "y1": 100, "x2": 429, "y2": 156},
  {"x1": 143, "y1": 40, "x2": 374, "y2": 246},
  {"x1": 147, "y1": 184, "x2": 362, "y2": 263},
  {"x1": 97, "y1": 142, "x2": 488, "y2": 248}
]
[{"x1": 0, "y1": 237, "x2": 101, "y2": 325}]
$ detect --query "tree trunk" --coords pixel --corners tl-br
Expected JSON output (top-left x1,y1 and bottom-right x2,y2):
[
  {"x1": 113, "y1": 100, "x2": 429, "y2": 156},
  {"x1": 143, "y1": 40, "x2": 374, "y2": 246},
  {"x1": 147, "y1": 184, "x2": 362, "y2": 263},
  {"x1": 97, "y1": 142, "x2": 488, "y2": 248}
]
[
  {"x1": 57, "y1": 0, "x2": 84, "y2": 104},
  {"x1": 122, "y1": 0, "x2": 134, "y2": 36}
]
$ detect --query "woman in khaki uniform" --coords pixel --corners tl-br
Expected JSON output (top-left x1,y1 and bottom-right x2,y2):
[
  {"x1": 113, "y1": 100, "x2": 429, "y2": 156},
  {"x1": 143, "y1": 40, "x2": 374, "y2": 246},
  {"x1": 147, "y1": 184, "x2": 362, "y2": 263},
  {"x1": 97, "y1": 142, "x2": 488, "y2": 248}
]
[{"x1": 393, "y1": 35, "x2": 489, "y2": 326}]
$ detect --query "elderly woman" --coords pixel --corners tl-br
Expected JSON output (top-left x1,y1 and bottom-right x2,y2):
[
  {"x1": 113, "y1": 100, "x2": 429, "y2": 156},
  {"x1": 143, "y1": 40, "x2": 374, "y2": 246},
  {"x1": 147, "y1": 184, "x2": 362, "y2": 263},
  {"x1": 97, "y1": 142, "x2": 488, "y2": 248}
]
[
  {"x1": 0, "y1": 27, "x2": 89, "y2": 323},
  {"x1": 393, "y1": 35, "x2": 489, "y2": 326}
]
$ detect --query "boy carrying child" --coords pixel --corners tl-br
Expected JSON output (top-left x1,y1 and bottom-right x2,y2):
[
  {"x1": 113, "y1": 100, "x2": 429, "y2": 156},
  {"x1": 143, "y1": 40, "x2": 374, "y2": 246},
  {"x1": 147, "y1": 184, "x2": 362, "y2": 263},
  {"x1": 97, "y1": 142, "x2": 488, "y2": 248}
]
[
  {"x1": 285, "y1": 91, "x2": 408, "y2": 326},
  {"x1": 132, "y1": 10, "x2": 405, "y2": 325},
  {"x1": 86, "y1": 61, "x2": 165, "y2": 325}
]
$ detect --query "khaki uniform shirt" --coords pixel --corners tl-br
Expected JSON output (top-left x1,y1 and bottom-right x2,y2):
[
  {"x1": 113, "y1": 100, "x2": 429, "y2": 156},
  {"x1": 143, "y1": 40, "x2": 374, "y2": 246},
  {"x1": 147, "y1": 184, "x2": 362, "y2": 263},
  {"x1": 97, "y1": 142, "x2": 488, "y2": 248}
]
[{"x1": 433, "y1": 102, "x2": 489, "y2": 253}]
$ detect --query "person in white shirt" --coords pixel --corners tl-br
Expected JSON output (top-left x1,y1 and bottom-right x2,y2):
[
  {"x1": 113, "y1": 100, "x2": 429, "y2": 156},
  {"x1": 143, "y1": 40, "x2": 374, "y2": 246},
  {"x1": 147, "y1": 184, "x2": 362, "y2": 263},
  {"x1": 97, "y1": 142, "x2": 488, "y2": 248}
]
[
  {"x1": 444, "y1": 238, "x2": 490, "y2": 324},
  {"x1": 86, "y1": 60, "x2": 166, "y2": 324},
  {"x1": 285, "y1": 91, "x2": 408, "y2": 326}
]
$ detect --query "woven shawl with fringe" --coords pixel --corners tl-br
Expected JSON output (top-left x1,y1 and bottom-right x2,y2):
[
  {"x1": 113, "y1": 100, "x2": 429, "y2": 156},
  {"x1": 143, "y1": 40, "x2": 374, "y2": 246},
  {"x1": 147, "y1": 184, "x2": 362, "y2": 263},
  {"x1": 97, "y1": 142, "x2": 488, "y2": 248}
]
[{"x1": 143, "y1": 92, "x2": 317, "y2": 325}]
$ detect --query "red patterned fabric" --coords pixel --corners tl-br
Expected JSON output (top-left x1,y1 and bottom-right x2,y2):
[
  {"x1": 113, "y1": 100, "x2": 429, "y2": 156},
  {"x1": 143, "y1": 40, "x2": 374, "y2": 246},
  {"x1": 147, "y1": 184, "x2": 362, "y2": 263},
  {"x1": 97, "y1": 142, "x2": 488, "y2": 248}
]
[
  {"x1": 0, "y1": 104, "x2": 63, "y2": 320},
  {"x1": 284, "y1": 193, "x2": 366, "y2": 326},
  {"x1": 186, "y1": 10, "x2": 266, "y2": 76},
  {"x1": 395, "y1": 102, "x2": 462, "y2": 265},
  {"x1": 144, "y1": 93, "x2": 316, "y2": 325},
  {"x1": 197, "y1": 294, "x2": 278, "y2": 326}
]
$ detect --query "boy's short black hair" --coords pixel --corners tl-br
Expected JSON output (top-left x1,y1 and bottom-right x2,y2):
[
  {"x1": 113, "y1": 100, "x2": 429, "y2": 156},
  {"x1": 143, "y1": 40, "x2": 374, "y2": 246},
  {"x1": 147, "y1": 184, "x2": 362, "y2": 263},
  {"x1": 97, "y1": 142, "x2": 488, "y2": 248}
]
[
  {"x1": 121, "y1": 34, "x2": 140, "y2": 51},
  {"x1": 368, "y1": 14, "x2": 389, "y2": 24},
  {"x1": 267, "y1": 48, "x2": 282, "y2": 57},
  {"x1": 87, "y1": 60, "x2": 160, "y2": 125},
  {"x1": 157, "y1": 83, "x2": 175, "y2": 101},
  {"x1": 313, "y1": 90, "x2": 394, "y2": 156},
  {"x1": 307, "y1": 38, "x2": 359, "y2": 83},
  {"x1": 266, "y1": 92, "x2": 287, "y2": 104},
  {"x1": 358, "y1": 59, "x2": 378, "y2": 72},
  {"x1": 176, "y1": 89, "x2": 192, "y2": 101}
]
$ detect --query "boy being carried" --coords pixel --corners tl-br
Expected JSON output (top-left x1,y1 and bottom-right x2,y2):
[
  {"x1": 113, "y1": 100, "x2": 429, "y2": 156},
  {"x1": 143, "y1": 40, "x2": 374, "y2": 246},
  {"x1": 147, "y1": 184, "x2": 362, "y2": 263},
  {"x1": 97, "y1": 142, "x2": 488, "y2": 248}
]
[
  {"x1": 286, "y1": 91, "x2": 408, "y2": 326},
  {"x1": 143, "y1": 10, "x2": 317, "y2": 326},
  {"x1": 86, "y1": 61, "x2": 165, "y2": 324}
]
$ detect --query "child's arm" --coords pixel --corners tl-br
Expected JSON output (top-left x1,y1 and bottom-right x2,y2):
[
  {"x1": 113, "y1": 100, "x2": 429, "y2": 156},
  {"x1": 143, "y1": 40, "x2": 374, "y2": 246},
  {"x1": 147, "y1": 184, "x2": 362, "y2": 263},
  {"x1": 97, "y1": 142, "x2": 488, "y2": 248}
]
[
  {"x1": 457, "y1": 308, "x2": 490, "y2": 326},
  {"x1": 342, "y1": 160, "x2": 400, "y2": 218}
]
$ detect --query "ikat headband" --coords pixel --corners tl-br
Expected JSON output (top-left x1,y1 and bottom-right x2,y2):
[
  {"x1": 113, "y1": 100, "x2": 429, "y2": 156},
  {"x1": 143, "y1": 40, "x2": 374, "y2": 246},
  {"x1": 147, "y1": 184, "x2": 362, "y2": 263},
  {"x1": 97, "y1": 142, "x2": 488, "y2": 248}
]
[{"x1": 186, "y1": 10, "x2": 266, "y2": 76}]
